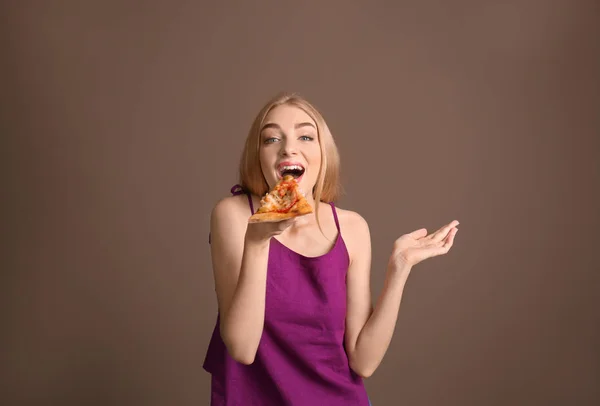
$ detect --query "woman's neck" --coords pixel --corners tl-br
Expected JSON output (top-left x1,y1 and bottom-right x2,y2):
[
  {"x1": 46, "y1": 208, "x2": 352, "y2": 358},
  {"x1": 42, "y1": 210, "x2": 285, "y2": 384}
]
[{"x1": 304, "y1": 193, "x2": 316, "y2": 208}]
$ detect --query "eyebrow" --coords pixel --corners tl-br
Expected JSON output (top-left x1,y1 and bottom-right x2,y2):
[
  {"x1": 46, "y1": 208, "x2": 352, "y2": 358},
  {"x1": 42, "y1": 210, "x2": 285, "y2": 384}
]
[{"x1": 260, "y1": 122, "x2": 316, "y2": 132}]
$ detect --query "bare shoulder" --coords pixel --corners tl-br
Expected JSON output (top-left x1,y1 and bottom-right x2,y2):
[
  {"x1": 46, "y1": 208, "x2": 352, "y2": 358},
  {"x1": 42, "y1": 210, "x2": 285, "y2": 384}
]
[
  {"x1": 334, "y1": 206, "x2": 370, "y2": 234},
  {"x1": 211, "y1": 194, "x2": 254, "y2": 231},
  {"x1": 333, "y1": 206, "x2": 371, "y2": 264},
  {"x1": 212, "y1": 193, "x2": 255, "y2": 216}
]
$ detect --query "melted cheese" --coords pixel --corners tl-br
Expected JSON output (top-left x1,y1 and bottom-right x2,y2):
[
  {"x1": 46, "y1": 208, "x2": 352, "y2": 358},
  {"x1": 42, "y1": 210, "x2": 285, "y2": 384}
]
[{"x1": 257, "y1": 176, "x2": 298, "y2": 213}]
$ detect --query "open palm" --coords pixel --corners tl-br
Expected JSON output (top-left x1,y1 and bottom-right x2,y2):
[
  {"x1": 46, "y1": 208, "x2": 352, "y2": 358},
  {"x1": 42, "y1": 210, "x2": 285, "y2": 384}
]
[{"x1": 391, "y1": 220, "x2": 459, "y2": 268}]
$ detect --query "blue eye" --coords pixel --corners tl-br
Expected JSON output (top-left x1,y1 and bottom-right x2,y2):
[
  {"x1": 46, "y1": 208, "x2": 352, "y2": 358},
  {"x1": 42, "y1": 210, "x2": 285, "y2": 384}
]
[
  {"x1": 300, "y1": 135, "x2": 314, "y2": 141},
  {"x1": 264, "y1": 137, "x2": 279, "y2": 144}
]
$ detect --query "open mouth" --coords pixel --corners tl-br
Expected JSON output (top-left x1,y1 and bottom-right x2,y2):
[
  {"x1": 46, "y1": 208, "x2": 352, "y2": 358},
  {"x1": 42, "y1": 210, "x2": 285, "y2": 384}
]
[{"x1": 278, "y1": 163, "x2": 305, "y2": 181}]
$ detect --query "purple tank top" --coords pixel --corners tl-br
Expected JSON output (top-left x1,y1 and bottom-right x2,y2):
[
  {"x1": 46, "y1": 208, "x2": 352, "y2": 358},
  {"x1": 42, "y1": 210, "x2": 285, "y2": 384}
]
[{"x1": 203, "y1": 185, "x2": 370, "y2": 405}]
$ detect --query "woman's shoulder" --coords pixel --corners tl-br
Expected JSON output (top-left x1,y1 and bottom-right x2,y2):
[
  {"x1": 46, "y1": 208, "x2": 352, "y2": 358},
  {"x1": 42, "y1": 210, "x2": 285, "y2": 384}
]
[
  {"x1": 332, "y1": 205, "x2": 371, "y2": 262},
  {"x1": 332, "y1": 205, "x2": 370, "y2": 234},
  {"x1": 211, "y1": 193, "x2": 255, "y2": 223}
]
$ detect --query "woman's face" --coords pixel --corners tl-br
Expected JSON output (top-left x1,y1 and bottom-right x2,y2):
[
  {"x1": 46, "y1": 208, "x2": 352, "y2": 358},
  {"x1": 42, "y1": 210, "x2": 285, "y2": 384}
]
[{"x1": 259, "y1": 104, "x2": 322, "y2": 197}]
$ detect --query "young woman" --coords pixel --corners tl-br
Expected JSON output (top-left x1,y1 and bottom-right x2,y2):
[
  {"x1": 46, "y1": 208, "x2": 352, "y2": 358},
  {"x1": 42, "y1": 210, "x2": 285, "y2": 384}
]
[{"x1": 203, "y1": 92, "x2": 459, "y2": 405}]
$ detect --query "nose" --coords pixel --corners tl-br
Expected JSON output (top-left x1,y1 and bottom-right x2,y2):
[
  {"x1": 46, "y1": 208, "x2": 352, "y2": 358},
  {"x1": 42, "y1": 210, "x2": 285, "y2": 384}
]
[{"x1": 279, "y1": 138, "x2": 298, "y2": 156}]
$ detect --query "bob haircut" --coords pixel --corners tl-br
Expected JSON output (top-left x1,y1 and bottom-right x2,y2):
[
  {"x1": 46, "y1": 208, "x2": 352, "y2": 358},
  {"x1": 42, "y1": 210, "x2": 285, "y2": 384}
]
[{"x1": 238, "y1": 92, "x2": 342, "y2": 231}]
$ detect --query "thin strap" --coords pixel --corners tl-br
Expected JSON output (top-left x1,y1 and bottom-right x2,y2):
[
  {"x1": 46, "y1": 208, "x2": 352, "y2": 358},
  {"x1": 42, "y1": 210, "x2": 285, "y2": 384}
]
[
  {"x1": 209, "y1": 184, "x2": 254, "y2": 244},
  {"x1": 230, "y1": 184, "x2": 244, "y2": 195},
  {"x1": 230, "y1": 184, "x2": 254, "y2": 214},
  {"x1": 329, "y1": 201, "x2": 341, "y2": 232},
  {"x1": 247, "y1": 195, "x2": 254, "y2": 215}
]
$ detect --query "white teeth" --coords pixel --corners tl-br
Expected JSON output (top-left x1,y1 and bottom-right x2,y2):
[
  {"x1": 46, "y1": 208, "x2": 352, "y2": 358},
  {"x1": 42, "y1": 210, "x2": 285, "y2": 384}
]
[{"x1": 280, "y1": 165, "x2": 304, "y2": 172}]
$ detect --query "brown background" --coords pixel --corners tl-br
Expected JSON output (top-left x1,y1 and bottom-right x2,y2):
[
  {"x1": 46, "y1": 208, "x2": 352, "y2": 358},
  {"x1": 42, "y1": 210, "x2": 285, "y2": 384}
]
[{"x1": 3, "y1": 1, "x2": 599, "y2": 405}]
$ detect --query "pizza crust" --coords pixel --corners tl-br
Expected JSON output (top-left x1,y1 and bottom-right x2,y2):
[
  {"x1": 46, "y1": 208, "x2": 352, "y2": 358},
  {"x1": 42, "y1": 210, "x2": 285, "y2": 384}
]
[{"x1": 248, "y1": 198, "x2": 313, "y2": 223}]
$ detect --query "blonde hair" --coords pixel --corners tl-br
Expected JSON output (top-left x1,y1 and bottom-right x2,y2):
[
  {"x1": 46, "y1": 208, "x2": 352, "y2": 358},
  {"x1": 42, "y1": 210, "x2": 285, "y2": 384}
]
[{"x1": 239, "y1": 92, "x2": 342, "y2": 232}]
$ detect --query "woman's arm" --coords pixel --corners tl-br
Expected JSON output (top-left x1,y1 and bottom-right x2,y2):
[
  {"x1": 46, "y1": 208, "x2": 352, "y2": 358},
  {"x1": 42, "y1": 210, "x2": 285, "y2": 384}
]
[
  {"x1": 210, "y1": 197, "x2": 270, "y2": 365},
  {"x1": 210, "y1": 196, "x2": 296, "y2": 365},
  {"x1": 343, "y1": 213, "x2": 409, "y2": 378},
  {"x1": 343, "y1": 213, "x2": 458, "y2": 377}
]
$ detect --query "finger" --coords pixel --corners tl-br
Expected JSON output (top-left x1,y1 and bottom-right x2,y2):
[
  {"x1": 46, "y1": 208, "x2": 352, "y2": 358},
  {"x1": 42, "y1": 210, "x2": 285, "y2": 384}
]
[
  {"x1": 409, "y1": 228, "x2": 428, "y2": 239},
  {"x1": 431, "y1": 220, "x2": 459, "y2": 243},
  {"x1": 443, "y1": 227, "x2": 458, "y2": 247},
  {"x1": 428, "y1": 242, "x2": 454, "y2": 258},
  {"x1": 279, "y1": 218, "x2": 296, "y2": 228},
  {"x1": 432, "y1": 227, "x2": 457, "y2": 253},
  {"x1": 414, "y1": 228, "x2": 457, "y2": 261}
]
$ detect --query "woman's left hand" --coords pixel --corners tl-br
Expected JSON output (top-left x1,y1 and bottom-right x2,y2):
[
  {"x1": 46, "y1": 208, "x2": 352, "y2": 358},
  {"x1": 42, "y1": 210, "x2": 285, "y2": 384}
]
[{"x1": 390, "y1": 220, "x2": 459, "y2": 269}]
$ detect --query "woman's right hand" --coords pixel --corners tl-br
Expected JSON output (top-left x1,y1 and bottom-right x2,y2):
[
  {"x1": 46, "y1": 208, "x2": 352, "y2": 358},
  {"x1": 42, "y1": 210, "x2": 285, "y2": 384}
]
[{"x1": 245, "y1": 218, "x2": 296, "y2": 244}]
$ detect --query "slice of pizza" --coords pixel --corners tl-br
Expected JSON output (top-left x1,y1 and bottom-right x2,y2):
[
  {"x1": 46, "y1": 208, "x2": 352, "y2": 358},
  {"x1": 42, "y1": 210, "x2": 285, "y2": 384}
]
[{"x1": 248, "y1": 175, "x2": 313, "y2": 223}]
